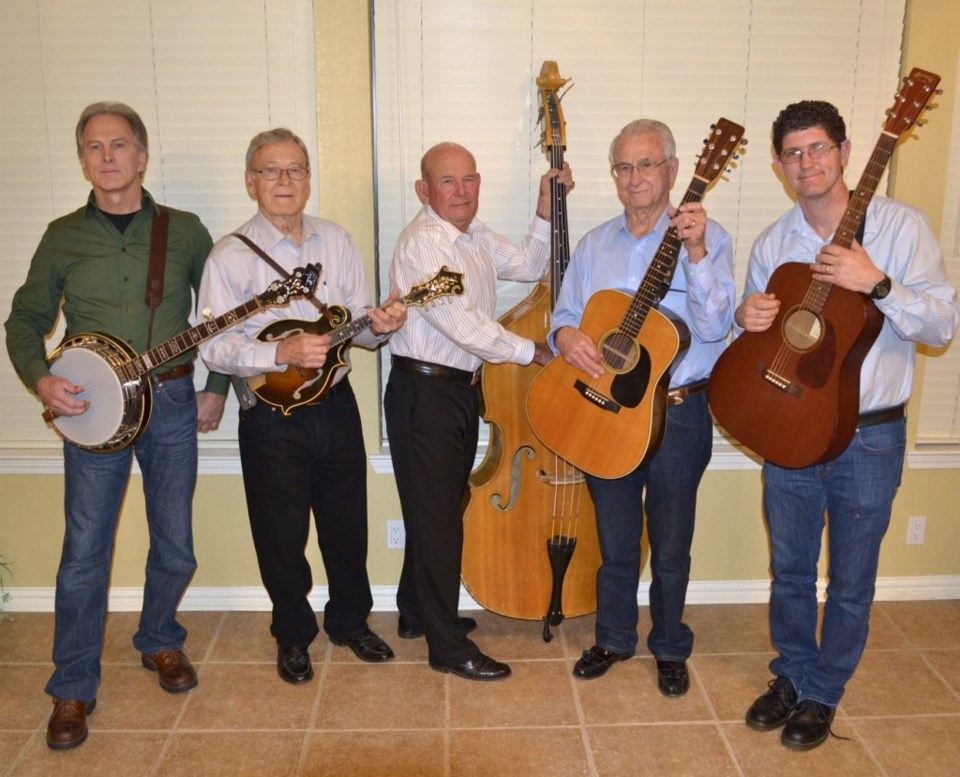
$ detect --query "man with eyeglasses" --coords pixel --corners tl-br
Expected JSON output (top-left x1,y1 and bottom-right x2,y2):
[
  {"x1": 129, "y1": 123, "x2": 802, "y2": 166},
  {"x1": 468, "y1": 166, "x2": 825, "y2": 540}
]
[
  {"x1": 550, "y1": 119, "x2": 735, "y2": 695},
  {"x1": 198, "y1": 128, "x2": 407, "y2": 684},
  {"x1": 738, "y1": 101, "x2": 957, "y2": 750}
]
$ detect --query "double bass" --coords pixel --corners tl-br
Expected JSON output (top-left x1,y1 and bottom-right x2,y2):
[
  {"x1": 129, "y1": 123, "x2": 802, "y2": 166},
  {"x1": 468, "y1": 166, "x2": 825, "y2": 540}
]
[{"x1": 461, "y1": 62, "x2": 602, "y2": 641}]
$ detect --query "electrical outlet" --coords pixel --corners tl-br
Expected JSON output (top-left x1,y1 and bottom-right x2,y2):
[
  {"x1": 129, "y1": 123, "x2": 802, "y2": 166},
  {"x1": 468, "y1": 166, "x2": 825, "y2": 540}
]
[
  {"x1": 906, "y1": 516, "x2": 926, "y2": 545},
  {"x1": 386, "y1": 520, "x2": 406, "y2": 549}
]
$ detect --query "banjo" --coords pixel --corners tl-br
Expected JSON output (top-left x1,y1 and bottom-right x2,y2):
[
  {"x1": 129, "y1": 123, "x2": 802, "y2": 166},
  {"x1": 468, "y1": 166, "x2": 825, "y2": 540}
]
[{"x1": 43, "y1": 264, "x2": 320, "y2": 453}]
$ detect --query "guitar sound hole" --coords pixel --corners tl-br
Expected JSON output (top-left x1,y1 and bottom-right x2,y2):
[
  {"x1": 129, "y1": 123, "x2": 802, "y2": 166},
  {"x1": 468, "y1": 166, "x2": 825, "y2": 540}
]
[
  {"x1": 599, "y1": 331, "x2": 639, "y2": 374},
  {"x1": 782, "y1": 308, "x2": 823, "y2": 352}
]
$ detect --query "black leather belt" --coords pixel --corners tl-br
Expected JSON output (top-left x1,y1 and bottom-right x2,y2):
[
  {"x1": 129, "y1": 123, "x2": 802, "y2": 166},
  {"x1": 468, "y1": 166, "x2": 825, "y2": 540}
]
[
  {"x1": 858, "y1": 404, "x2": 905, "y2": 428},
  {"x1": 391, "y1": 355, "x2": 480, "y2": 385},
  {"x1": 667, "y1": 379, "x2": 709, "y2": 406},
  {"x1": 154, "y1": 362, "x2": 194, "y2": 384}
]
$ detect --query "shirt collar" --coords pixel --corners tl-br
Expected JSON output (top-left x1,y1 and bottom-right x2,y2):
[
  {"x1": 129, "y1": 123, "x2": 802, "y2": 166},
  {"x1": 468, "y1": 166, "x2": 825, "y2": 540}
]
[
  {"x1": 252, "y1": 210, "x2": 318, "y2": 251},
  {"x1": 424, "y1": 205, "x2": 481, "y2": 241},
  {"x1": 83, "y1": 187, "x2": 154, "y2": 218},
  {"x1": 616, "y1": 207, "x2": 671, "y2": 243}
]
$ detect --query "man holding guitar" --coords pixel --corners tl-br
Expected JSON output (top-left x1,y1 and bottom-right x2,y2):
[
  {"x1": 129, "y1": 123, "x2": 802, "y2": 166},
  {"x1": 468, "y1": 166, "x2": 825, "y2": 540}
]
[
  {"x1": 737, "y1": 101, "x2": 957, "y2": 751},
  {"x1": 550, "y1": 119, "x2": 735, "y2": 696},
  {"x1": 5, "y1": 102, "x2": 229, "y2": 750},
  {"x1": 198, "y1": 128, "x2": 407, "y2": 686}
]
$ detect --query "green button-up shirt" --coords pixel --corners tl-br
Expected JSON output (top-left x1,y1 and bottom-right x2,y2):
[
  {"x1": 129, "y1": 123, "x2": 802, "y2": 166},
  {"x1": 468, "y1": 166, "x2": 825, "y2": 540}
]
[{"x1": 5, "y1": 189, "x2": 228, "y2": 395}]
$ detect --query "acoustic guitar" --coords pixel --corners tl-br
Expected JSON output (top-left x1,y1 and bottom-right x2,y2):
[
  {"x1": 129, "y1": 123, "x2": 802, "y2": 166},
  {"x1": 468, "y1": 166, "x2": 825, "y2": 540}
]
[
  {"x1": 526, "y1": 118, "x2": 745, "y2": 479},
  {"x1": 708, "y1": 68, "x2": 941, "y2": 469},
  {"x1": 248, "y1": 267, "x2": 464, "y2": 414},
  {"x1": 44, "y1": 264, "x2": 320, "y2": 452}
]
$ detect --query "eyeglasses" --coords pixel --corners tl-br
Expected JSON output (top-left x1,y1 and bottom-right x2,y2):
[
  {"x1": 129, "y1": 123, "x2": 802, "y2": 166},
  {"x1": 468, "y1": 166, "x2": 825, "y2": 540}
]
[
  {"x1": 611, "y1": 158, "x2": 672, "y2": 178},
  {"x1": 778, "y1": 142, "x2": 841, "y2": 165},
  {"x1": 250, "y1": 165, "x2": 309, "y2": 181}
]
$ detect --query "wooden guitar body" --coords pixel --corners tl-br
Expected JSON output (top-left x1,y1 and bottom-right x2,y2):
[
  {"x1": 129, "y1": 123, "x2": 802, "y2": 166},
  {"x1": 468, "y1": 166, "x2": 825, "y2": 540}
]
[
  {"x1": 709, "y1": 262, "x2": 884, "y2": 468},
  {"x1": 527, "y1": 289, "x2": 690, "y2": 479},
  {"x1": 462, "y1": 278, "x2": 602, "y2": 620}
]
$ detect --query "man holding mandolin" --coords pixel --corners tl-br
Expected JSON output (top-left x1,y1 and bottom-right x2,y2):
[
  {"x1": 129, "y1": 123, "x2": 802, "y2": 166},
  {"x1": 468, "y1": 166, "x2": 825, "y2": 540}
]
[
  {"x1": 550, "y1": 119, "x2": 735, "y2": 697},
  {"x1": 5, "y1": 102, "x2": 229, "y2": 750},
  {"x1": 198, "y1": 128, "x2": 407, "y2": 686},
  {"x1": 735, "y1": 100, "x2": 958, "y2": 751}
]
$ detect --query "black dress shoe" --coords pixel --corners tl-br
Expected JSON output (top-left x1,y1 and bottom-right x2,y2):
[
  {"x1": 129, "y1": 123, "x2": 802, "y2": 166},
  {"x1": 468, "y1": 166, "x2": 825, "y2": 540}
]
[
  {"x1": 573, "y1": 645, "x2": 635, "y2": 680},
  {"x1": 781, "y1": 700, "x2": 835, "y2": 751},
  {"x1": 277, "y1": 645, "x2": 313, "y2": 684},
  {"x1": 332, "y1": 628, "x2": 395, "y2": 662},
  {"x1": 397, "y1": 616, "x2": 478, "y2": 640},
  {"x1": 656, "y1": 661, "x2": 690, "y2": 697},
  {"x1": 429, "y1": 652, "x2": 511, "y2": 681},
  {"x1": 745, "y1": 675, "x2": 797, "y2": 731}
]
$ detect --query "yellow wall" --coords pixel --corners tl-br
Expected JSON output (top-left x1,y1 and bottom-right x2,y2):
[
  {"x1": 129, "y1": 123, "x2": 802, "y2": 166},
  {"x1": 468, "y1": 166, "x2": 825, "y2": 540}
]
[{"x1": 1, "y1": 0, "x2": 957, "y2": 597}]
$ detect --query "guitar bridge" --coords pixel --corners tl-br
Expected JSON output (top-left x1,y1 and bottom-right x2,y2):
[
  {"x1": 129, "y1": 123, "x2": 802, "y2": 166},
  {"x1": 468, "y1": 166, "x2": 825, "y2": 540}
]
[
  {"x1": 573, "y1": 380, "x2": 621, "y2": 414},
  {"x1": 760, "y1": 366, "x2": 803, "y2": 397}
]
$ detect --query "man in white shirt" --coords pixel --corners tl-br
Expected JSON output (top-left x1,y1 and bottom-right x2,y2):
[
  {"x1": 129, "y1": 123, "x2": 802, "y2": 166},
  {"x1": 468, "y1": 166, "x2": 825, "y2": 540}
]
[
  {"x1": 738, "y1": 101, "x2": 957, "y2": 750},
  {"x1": 385, "y1": 142, "x2": 572, "y2": 680}
]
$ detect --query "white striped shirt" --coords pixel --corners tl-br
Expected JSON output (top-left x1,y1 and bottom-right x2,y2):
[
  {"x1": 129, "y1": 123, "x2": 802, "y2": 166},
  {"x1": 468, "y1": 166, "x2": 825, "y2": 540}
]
[{"x1": 388, "y1": 206, "x2": 551, "y2": 372}]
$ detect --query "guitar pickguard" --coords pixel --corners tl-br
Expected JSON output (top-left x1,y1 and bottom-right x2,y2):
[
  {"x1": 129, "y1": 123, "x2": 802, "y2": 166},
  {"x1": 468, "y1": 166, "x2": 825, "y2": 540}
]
[{"x1": 610, "y1": 347, "x2": 652, "y2": 409}]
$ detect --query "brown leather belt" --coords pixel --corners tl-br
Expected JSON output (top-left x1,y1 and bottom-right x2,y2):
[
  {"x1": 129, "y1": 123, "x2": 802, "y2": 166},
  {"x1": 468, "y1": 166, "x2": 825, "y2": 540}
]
[
  {"x1": 667, "y1": 379, "x2": 709, "y2": 406},
  {"x1": 391, "y1": 355, "x2": 480, "y2": 385},
  {"x1": 858, "y1": 404, "x2": 905, "y2": 428},
  {"x1": 154, "y1": 362, "x2": 194, "y2": 384}
]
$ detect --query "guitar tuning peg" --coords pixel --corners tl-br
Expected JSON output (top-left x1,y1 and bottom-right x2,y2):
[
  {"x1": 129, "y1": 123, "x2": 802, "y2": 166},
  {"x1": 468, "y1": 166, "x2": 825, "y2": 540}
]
[{"x1": 740, "y1": 138, "x2": 748, "y2": 146}]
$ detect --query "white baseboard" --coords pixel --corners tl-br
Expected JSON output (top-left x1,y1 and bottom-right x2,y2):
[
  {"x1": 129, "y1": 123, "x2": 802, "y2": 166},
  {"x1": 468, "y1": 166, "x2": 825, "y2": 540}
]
[{"x1": 4, "y1": 576, "x2": 958, "y2": 613}]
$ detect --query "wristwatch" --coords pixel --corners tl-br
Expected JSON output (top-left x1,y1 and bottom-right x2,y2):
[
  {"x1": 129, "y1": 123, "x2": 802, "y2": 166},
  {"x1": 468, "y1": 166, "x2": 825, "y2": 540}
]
[{"x1": 869, "y1": 274, "x2": 892, "y2": 300}]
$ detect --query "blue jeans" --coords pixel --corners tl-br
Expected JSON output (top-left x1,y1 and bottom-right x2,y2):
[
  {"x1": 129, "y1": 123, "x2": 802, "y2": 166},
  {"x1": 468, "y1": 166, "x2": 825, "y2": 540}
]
[
  {"x1": 586, "y1": 393, "x2": 712, "y2": 660},
  {"x1": 763, "y1": 417, "x2": 905, "y2": 707},
  {"x1": 47, "y1": 375, "x2": 199, "y2": 702}
]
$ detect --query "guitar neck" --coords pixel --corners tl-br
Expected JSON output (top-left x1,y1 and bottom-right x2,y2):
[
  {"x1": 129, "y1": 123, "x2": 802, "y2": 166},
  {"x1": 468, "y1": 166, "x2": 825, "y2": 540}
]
[
  {"x1": 123, "y1": 297, "x2": 265, "y2": 380},
  {"x1": 833, "y1": 131, "x2": 898, "y2": 249},
  {"x1": 621, "y1": 175, "x2": 710, "y2": 338}
]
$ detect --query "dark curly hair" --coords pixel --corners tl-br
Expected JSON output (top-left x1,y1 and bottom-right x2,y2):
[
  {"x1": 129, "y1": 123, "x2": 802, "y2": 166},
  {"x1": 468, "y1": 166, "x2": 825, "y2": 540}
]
[{"x1": 771, "y1": 100, "x2": 846, "y2": 154}]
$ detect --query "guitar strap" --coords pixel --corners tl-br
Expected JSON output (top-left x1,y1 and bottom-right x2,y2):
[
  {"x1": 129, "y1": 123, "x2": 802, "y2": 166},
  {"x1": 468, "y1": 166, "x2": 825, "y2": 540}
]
[
  {"x1": 145, "y1": 204, "x2": 170, "y2": 348},
  {"x1": 231, "y1": 233, "x2": 333, "y2": 325}
]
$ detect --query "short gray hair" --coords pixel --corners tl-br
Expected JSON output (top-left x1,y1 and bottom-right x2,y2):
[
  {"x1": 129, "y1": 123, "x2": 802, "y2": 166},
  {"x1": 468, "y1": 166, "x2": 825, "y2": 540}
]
[
  {"x1": 245, "y1": 127, "x2": 311, "y2": 171},
  {"x1": 75, "y1": 102, "x2": 149, "y2": 159},
  {"x1": 608, "y1": 119, "x2": 676, "y2": 164}
]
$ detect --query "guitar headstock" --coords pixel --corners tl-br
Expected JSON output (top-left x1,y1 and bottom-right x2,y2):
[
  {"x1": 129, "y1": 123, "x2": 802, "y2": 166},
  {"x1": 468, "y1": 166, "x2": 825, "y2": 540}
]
[
  {"x1": 260, "y1": 263, "x2": 321, "y2": 306},
  {"x1": 536, "y1": 60, "x2": 571, "y2": 154},
  {"x1": 884, "y1": 67, "x2": 941, "y2": 137},
  {"x1": 406, "y1": 266, "x2": 465, "y2": 307},
  {"x1": 695, "y1": 118, "x2": 746, "y2": 184}
]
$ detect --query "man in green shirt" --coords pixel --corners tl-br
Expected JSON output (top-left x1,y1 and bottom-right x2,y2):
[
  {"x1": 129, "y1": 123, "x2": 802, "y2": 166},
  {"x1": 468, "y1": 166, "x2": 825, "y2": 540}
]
[{"x1": 4, "y1": 102, "x2": 228, "y2": 751}]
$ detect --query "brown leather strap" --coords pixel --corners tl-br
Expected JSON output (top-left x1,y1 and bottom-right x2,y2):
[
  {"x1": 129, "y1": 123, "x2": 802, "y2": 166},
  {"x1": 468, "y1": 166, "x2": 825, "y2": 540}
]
[
  {"x1": 231, "y1": 233, "x2": 332, "y2": 323},
  {"x1": 145, "y1": 204, "x2": 170, "y2": 348}
]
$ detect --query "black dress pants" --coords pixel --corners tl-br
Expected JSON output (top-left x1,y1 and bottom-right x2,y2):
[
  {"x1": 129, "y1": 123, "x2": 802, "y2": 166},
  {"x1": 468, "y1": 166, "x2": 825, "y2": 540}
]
[
  {"x1": 238, "y1": 380, "x2": 373, "y2": 647},
  {"x1": 385, "y1": 367, "x2": 480, "y2": 665}
]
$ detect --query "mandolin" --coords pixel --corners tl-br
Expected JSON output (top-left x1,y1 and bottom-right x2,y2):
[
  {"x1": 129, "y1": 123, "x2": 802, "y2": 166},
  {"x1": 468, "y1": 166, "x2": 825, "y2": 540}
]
[
  {"x1": 708, "y1": 68, "x2": 941, "y2": 468},
  {"x1": 527, "y1": 118, "x2": 745, "y2": 479},
  {"x1": 249, "y1": 267, "x2": 463, "y2": 414}
]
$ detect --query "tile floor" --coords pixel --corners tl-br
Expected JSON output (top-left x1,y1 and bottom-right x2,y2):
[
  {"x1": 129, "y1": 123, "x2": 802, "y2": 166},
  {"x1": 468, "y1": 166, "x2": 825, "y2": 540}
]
[{"x1": 1, "y1": 600, "x2": 959, "y2": 776}]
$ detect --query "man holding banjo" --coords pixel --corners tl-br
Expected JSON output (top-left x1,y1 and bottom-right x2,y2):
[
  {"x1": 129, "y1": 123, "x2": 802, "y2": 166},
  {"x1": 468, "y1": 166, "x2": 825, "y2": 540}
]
[{"x1": 4, "y1": 102, "x2": 228, "y2": 750}]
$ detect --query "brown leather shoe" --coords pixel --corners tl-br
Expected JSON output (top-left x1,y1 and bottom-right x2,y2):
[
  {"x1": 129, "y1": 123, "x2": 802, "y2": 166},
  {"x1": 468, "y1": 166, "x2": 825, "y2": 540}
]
[
  {"x1": 47, "y1": 698, "x2": 96, "y2": 750},
  {"x1": 141, "y1": 650, "x2": 198, "y2": 693}
]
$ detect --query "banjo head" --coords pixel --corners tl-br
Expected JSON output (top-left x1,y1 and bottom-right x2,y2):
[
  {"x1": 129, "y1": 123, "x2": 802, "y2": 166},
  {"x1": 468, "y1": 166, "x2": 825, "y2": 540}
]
[{"x1": 47, "y1": 334, "x2": 142, "y2": 450}]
